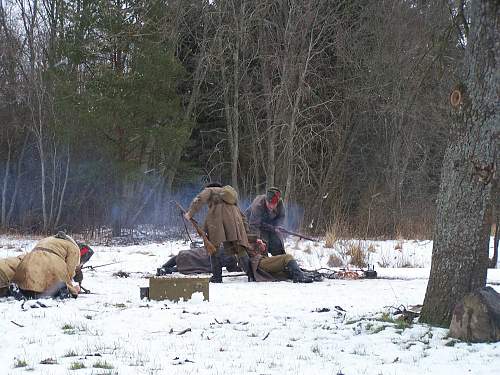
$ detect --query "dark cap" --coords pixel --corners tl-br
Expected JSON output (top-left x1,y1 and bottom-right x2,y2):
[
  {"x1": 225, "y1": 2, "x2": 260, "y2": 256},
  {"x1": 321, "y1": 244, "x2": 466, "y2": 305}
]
[{"x1": 205, "y1": 182, "x2": 223, "y2": 188}]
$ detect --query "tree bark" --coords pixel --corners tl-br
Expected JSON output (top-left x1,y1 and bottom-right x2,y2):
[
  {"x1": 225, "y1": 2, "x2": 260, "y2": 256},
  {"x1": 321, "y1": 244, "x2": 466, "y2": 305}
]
[{"x1": 420, "y1": 0, "x2": 499, "y2": 327}]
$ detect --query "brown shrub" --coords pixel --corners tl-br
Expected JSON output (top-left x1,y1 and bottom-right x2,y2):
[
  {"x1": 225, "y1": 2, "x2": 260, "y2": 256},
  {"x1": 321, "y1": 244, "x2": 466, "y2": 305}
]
[
  {"x1": 327, "y1": 254, "x2": 343, "y2": 267},
  {"x1": 347, "y1": 241, "x2": 367, "y2": 268}
]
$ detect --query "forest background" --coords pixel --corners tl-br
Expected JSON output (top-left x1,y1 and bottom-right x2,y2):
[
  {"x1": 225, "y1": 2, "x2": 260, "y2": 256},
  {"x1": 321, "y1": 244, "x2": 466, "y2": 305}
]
[{"x1": 0, "y1": 0, "x2": 470, "y2": 238}]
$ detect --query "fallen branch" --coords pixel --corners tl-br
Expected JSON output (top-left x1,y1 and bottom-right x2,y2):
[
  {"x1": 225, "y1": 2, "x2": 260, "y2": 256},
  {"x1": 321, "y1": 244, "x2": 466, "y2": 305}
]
[
  {"x1": 177, "y1": 328, "x2": 192, "y2": 335},
  {"x1": 10, "y1": 320, "x2": 24, "y2": 327},
  {"x1": 262, "y1": 332, "x2": 270, "y2": 340}
]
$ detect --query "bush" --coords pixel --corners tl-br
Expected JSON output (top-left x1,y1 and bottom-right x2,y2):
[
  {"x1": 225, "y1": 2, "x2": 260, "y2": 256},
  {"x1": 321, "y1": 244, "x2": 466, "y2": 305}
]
[{"x1": 347, "y1": 241, "x2": 367, "y2": 268}]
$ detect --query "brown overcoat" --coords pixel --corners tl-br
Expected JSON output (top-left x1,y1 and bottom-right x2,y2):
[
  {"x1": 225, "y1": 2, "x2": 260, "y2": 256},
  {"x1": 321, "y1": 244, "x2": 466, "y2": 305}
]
[
  {"x1": 187, "y1": 186, "x2": 250, "y2": 249},
  {"x1": 13, "y1": 236, "x2": 80, "y2": 296},
  {"x1": 0, "y1": 255, "x2": 24, "y2": 288}
]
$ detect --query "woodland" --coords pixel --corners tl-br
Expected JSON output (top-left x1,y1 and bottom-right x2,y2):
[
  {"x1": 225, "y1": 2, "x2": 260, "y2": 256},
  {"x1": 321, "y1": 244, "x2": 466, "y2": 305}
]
[{"x1": 0, "y1": 0, "x2": 484, "y2": 238}]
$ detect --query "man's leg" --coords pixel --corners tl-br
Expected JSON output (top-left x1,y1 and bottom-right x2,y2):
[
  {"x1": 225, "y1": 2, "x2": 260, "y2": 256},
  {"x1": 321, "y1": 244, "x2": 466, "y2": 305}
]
[
  {"x1": 209, "y1": 244, "x2": 223, "y2": 283},
  {"x1": 0, "y1": 286, "x2": 9, "y2": 298},
  {"x1": 222, "y1": 254, "x2": 240, "y2": 272},
  {"x1": 259, "y1": 254, "x2": 292, "y2": 279},
  {"x1": 225, "y1": 242, "x2": 254, "y2": 281},
  {"x1": 157, "y1": 256, "x2": 178, "y2": 275},
  {"x1": 264, "y1": 231, "x2": 285, "y2": 256}
]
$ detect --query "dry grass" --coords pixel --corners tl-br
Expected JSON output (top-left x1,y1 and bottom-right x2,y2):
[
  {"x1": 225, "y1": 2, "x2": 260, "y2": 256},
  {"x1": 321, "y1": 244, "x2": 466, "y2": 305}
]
[
  {"x1": 327, "y1": 254, "x2": 343, "y2": 267},
  {"x1": 347, "y1": 241, "x2": 367, "y2": 268},
  {"x1": 324, "y1": 229, "x2": 338, "y2": 249},
  {"x1": 325, "y1": 219, "x2": 351, "y2": 248}
]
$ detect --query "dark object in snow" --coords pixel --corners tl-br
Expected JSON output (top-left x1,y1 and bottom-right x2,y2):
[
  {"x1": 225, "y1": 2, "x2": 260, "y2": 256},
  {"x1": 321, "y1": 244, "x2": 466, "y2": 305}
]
[
  {"x1": 83, "y1": 353, "x2": 102, "y2": 359},
  {"x1": 140, "y1": 287, "x2": 149, "y2": 300},
  {"x1": 177, "y1": 328, "x2": 192, "y2": 335},
  {"x1": 113, "y1": 270, "x2": 130, "y2": 278},
  {"x1": 313, "y1": 307, "x2": 331, "y2": 313},
  {"x1": 10, "y1": 320, "x2": 24, "y2": 327},
  {"x1": 391, "y1": 304, "x2": 420, "y2": 323},
  {"x1": 40, "y1": 358, "x2": 58, "y2": 365},
  {"x1": 8, "y1": 282, "x2": 25, "y2": 300},
  {"x1": 449, "y1": 286, "x2": 500, "y2": 342},
  {"x1": 363, "y1": 265, "x2": 377, "y2": 279},
  {"x1": 335, "y1": 305, "x2": 346, "y2": 312},
  {"x1": 262, "y1": 332, "x2": 270, "y2": 340}
]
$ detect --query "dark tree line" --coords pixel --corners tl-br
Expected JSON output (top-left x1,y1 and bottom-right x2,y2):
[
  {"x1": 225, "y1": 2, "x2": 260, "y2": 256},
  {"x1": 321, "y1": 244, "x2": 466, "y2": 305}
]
[{"x1": 0, "y1": 0, "x2": 475, "y2": 237}]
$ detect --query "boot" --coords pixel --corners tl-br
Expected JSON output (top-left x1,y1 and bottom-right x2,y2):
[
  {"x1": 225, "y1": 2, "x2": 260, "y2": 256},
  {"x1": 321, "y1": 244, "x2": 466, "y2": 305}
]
[
  {"x1": 156, "y1": 266, "x2": 176, "y2": 276},
  {"x1": 238, "y1": 255, "x2": 255, "y2": 282},
  {"x1": 8, "y1": 283, "x2": 26, "y2": 300},
  {"x1": 161, "y1": 257, "x2": 177, "y2": 269},
  {"x1": 54, "y1": 283, "x2": 71, "y2": 299},
  {"x1": 210, "y1": 254, "x2": 223, "y2": 283},
  {"x1": 285, "y1": 260, "x2": 313, "y2": 283}
]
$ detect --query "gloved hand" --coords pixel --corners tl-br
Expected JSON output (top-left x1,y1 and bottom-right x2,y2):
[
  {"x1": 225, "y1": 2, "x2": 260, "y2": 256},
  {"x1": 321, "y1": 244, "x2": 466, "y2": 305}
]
[{"x1": 73, "y1": 266, "x2": 83, "y2": 283}]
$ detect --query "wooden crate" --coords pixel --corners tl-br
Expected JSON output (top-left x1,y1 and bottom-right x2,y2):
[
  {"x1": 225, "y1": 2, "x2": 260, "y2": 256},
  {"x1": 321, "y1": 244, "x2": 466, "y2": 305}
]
[{"x1": 147, "y1": 275, "x2": 210, "y2": 302}]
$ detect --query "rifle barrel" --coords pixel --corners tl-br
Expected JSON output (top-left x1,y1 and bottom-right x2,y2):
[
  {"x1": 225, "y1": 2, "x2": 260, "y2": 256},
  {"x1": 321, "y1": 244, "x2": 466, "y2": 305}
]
[
  {"x1": 82, "y1": 261, "x2": 121, "y2": 270},
  {"x1": 278, "y1": 227, "x2": 318, "y2": 242}
]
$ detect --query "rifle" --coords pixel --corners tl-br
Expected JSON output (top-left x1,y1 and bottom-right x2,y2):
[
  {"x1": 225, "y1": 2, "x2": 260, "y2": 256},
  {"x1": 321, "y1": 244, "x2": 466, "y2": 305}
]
[
  {"x1": 174, "y1": 201, "x2": 217, "y2": 255},
  {"x1": 261, "y1": 223, "x2": 318, "y2": 242},
  {"x1": 81, "y1": 261, "x2": 122, "y2": 270}
]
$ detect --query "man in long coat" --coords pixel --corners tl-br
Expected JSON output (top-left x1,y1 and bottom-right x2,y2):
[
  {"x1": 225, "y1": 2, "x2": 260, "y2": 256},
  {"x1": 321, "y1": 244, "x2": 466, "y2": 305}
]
[
  {"x1": 0, "y1": 255, "x2": 24, "y2": 297},
  {"x1": 245, "y1": 187, "x2": 286, "y2": 256},
  {"x1": 12, "y1": 234, "x2": 81, "y2": 298},
  {"x1": 184, "y1": 183, "x2": 252, "y2": 282}
]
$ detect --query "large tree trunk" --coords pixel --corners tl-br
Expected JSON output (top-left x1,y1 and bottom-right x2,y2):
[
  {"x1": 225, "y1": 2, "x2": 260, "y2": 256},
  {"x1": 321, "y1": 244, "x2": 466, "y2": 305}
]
[
  {"x1": 489, "y1": 159, "x2": 499, "y2": 268},
  {"x1": 420, "y1": 0, "x2": 499, "y2": 327}
]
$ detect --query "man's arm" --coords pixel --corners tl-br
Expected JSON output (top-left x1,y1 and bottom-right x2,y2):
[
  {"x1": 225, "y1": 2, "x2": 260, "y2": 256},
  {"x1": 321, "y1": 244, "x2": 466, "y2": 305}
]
[
  {"x1": 248, "y1": 197, "x2": 266, "y2": 227},
  {"x1": 65, "y1": 244, "x2": 80, "y2": 295},
  {"x1": 185, "y1": 188, "x2": 211, "y2": 220}
]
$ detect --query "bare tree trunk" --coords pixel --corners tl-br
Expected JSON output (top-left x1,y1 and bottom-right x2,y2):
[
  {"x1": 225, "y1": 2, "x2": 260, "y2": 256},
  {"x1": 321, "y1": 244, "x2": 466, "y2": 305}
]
[
  {"x1": 1, "y1": 139, "x2": 11, "y2": 227},
  {"x1": 165, "y1": 2, "x2": 209, "y2": 190},
  {"x1": 54, "y1": 145, "x2": 70, "y2": 229},
  {"x1": 7, "y1": 134, "x2": 28, "y2": 226},
  {"x1": 420, "y1": 0, "x2": 499, "y2": 327},
  {"x1": 489, "y1": 158, "x2": 499, "y2": 268},
  {"x1": 260, "y1": 53, "x2": 275, "y2": 188},
  {"x1": 49, "y1": 143, "x2": 57, "y2": 228}
]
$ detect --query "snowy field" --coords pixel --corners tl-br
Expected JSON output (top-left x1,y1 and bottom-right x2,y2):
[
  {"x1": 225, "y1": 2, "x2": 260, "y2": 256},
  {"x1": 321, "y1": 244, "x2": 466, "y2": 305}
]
[{"x1": 1, "y1": 235, "x2": 499, "y2": 375}]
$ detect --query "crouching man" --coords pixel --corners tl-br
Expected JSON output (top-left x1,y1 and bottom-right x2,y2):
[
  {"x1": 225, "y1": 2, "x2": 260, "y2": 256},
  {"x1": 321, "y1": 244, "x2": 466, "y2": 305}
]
[
  {"x1": 0, "y1": 255, "x2": 25, "y2": 297},
  {"x1": 11, "y1": 232, "x2": 93, "y2": 299},
  {"x1": 247, "y1": 235, "x2": 313, "y2": 283}
]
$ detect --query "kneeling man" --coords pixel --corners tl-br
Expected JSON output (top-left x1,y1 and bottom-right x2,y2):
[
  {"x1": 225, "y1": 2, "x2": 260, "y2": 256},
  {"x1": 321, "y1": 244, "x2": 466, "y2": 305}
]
[{"x1": 12, "y1": 233, "x2": 92, "y2": 299}]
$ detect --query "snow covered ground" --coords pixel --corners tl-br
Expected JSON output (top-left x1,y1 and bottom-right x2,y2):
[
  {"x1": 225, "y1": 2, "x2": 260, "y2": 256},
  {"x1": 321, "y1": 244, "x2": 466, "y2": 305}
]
[{"x1": 1, "y1": 235, "x2": 499, "y2": 375}]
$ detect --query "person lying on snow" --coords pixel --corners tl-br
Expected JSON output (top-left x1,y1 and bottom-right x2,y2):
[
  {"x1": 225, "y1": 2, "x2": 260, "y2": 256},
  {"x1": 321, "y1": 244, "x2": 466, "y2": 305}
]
[
  {"x1": 246, "y1": 234, "x2": 313, "y2": 283},
  {"x1": 8, "y1": 232, "x2": 94, "y2": 300},
  {"x1": 157, "y1": 235, "x2": 314, "y2": 283},
  {"x1": 156, "y1": 245, "x2": 241, "y2": 276}
]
